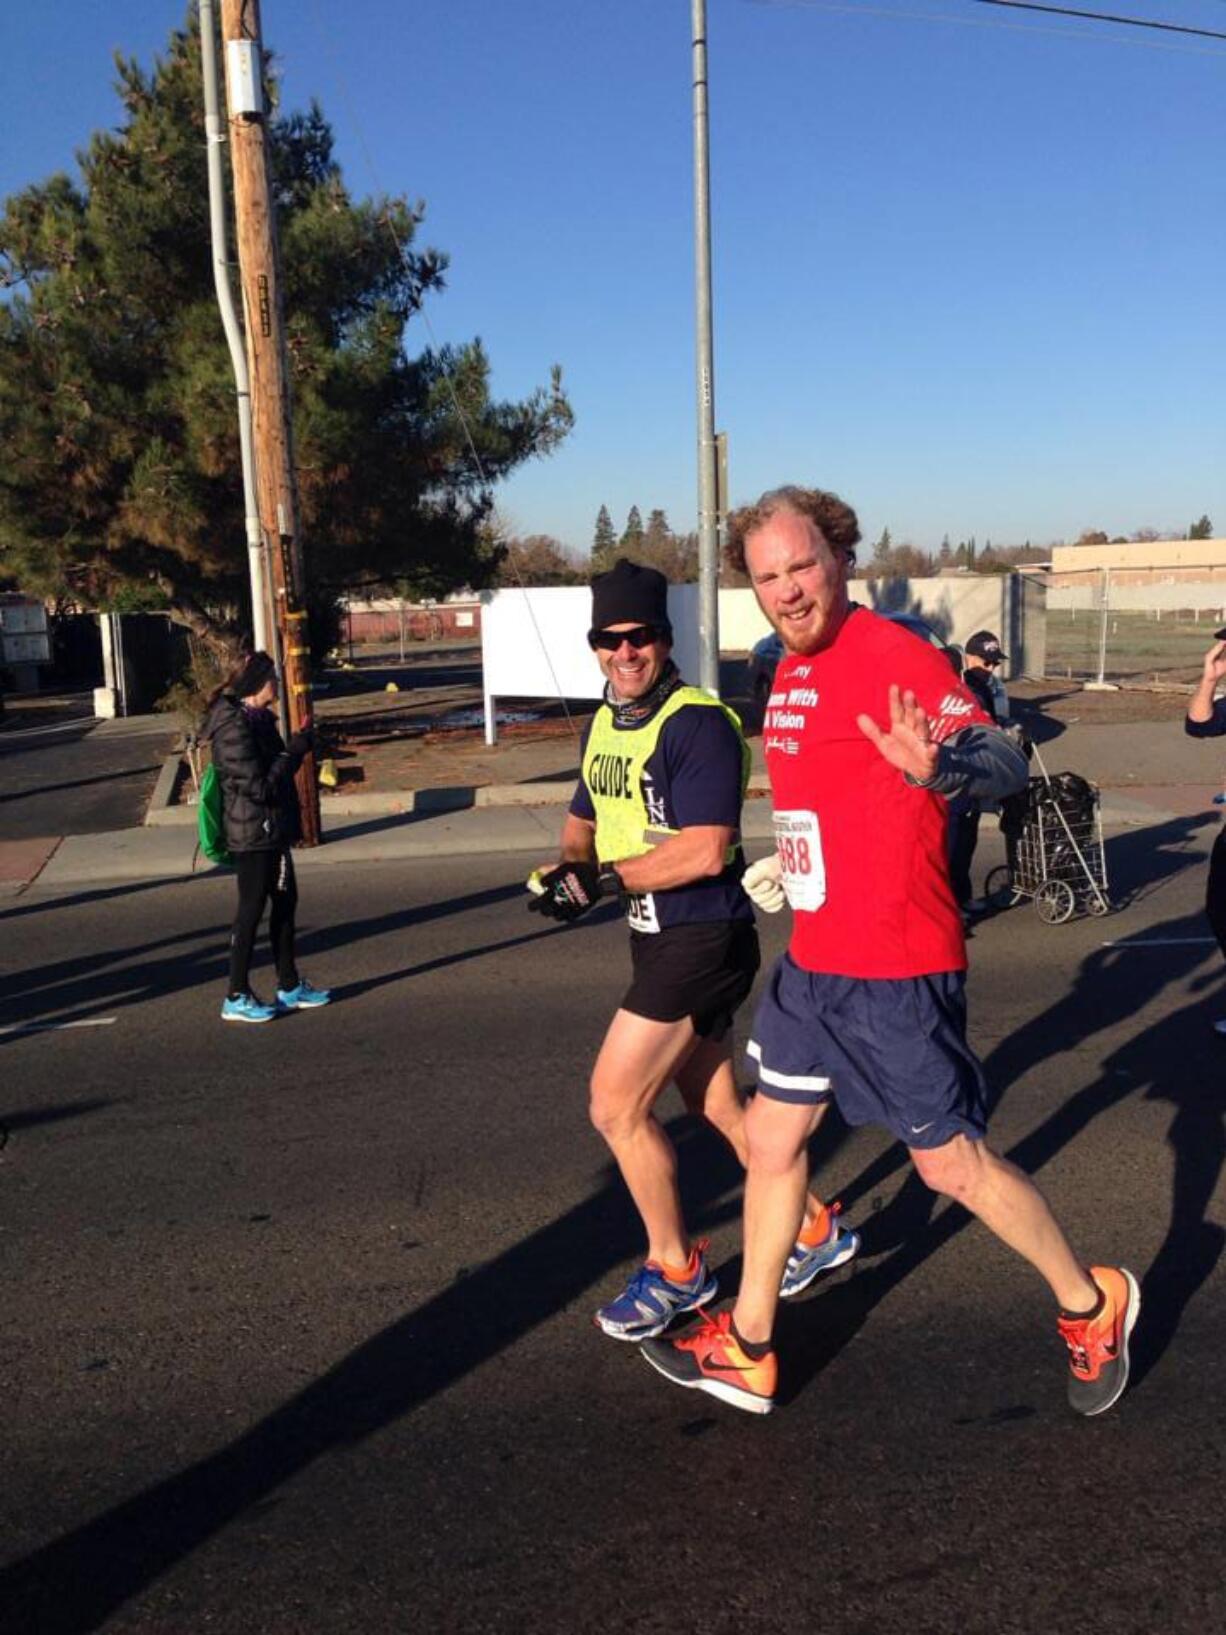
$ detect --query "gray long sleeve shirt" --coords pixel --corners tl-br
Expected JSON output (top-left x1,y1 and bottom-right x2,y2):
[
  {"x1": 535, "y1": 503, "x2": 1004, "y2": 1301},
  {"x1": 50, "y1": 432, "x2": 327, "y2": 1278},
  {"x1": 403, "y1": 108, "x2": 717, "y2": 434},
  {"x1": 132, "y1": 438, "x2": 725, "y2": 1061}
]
[{"x1": 907, "y1": 724, "x2": 1029, "y2": 803}]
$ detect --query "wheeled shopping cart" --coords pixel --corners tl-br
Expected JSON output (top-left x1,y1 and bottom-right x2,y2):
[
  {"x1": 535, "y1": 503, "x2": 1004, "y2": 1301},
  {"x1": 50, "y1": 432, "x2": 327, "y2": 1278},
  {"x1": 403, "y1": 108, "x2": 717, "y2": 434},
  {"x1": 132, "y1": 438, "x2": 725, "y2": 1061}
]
[{"x1": 984, "y1": 746, "x2": 1110, "y2": 924}]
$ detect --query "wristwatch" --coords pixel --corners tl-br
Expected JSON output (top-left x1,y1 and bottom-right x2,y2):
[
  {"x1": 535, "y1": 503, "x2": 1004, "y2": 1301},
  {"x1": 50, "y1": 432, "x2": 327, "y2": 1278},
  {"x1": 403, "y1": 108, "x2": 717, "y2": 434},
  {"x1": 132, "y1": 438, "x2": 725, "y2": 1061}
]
[{"x1": 598, "y1": 865, "x2": 624, "y2": 898}]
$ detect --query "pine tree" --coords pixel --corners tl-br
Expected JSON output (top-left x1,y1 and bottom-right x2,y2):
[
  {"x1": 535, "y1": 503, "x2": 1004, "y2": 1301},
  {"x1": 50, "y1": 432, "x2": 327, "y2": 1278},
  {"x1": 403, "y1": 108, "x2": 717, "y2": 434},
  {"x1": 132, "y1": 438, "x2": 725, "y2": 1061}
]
[
  {"x1": 0, "y1": 9, "x2": 572, "y2": 657},
  {"x1": 643, "y1": 508, "x2": 672, "y2": 553},
  {"x1": 620, "y1": 505, "x2": 645, "y2": 555},
  {"x1": 591, "y1": 505, "x2": 617, "y2": 572}
]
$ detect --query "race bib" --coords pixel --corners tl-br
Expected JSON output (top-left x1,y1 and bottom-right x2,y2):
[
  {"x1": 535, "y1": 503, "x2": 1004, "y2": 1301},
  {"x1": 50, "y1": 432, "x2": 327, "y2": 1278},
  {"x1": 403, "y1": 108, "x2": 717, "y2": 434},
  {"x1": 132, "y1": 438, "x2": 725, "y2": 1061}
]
[
  {"x1": 625, "y1": 890, "x2": 661, "y2": 934},
  {"x1": 773, "y1": 809, "x2": 826, "y2": 912}
]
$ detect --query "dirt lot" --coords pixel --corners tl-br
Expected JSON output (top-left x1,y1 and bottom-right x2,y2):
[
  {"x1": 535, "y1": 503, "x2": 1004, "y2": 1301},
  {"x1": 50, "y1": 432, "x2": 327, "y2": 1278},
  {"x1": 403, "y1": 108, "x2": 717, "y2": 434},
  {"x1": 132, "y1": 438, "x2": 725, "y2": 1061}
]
[
  {"x1": 1045, "y1": 607, "x2": 1220, "y2": 687},
  {"x1": 302, "y1": 650, "x2": 1196, "y2": 796}
]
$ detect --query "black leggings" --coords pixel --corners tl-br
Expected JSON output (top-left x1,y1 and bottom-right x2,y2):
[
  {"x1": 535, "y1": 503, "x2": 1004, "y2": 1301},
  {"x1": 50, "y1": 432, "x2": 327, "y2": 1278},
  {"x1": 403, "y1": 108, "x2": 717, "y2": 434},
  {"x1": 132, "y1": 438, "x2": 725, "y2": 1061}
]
[
  {"x1": 949, "y1": 805, "x2": 981, "y2": 907},
  {"x1": 1207, "y1": 828, "x2": 1226, "y2": 962},
  {"x1": 229, "y1": 850, "x2": 299, "y2": 996}
]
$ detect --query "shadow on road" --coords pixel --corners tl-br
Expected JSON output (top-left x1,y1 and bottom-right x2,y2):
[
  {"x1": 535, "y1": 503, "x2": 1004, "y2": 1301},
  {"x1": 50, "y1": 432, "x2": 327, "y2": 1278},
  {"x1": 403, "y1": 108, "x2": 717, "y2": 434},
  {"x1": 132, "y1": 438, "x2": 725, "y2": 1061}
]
[
  {"x1": 0, "y1": 1119, "x2": 742, "y2": 1635},
  {"x1": 0, "y1": 765, "x2": 162, "y2": 805},
  {"x1": 0, "y1": 1098, "x2": 117, "y2": 1147},
  {"x1": 1103, "y1": 810, "x2": 1216, "y2": 911},
  {"x1": 4, "y1": 827, "x2": 1224, "y2": 1625},
  {"x1": 0, "y1": 876, "x2": 207, "y2": 926},
  {"x1": 0, "y1": 881, "x2": 585, "y2": 1034},
  {"x1": 0, "y1": 926, "x2": 232, "y2": 1038},
  {"x1": 0, "y1": 723, "x2": 97, "y2": 762},
  {"x1": 321, "y1": 802, "x2": 475, "y2": 843}
]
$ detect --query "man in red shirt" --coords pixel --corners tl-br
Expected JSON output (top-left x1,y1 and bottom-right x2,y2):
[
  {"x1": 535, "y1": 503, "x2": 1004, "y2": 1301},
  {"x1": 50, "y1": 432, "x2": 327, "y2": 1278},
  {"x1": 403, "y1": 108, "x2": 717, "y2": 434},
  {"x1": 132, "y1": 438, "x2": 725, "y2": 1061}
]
[{"x1": 642, "y1": 485, "x2": 1138, "y2": 1417}]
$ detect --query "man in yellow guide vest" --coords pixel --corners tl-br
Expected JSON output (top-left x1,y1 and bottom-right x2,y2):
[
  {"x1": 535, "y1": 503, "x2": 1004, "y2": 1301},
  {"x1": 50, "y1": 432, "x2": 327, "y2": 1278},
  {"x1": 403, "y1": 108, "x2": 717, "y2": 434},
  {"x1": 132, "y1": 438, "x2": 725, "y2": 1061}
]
[{"x1": 528, "y1": 558, "x2": 858, "y2": 1340}]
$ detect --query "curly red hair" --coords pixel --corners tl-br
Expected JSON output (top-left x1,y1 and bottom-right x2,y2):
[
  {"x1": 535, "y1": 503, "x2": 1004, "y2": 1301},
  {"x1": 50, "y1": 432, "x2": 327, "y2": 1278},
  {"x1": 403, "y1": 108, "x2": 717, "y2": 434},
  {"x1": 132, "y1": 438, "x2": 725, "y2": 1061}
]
[{"x1": 725, "y1": 486, "x2": 861, "y2": 575}]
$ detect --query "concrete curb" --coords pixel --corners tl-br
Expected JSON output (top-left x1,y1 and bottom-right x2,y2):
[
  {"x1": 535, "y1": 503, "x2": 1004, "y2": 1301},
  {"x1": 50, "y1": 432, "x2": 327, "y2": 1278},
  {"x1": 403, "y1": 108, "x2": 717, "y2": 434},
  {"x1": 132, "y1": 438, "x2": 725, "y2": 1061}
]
[
  {"x1": 144, "y1": 768, "x2": 777, "y2": 826},
  {"x1": 146, "y1": 781, "x2": 484, "y2": 827},
  {"x1": 144, "y1": 754, "x2": 184, "y2": 825},
  {"x1": 13, "y1": 794, "x2": 1189, "y2": 893}
]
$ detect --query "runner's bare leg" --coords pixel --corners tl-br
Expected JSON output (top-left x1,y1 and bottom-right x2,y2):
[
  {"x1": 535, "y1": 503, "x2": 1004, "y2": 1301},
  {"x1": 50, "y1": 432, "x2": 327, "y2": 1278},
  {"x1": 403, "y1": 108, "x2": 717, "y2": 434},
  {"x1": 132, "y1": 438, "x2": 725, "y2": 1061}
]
[
  {"x1": 909, "y1": 1135, "x2": 1098, "y2": 1311},
  {"x1": 733, "y1": 1093, "x2": 829, "y2": 1343},
  {"x1": 675, "y1": 1039, "x2": 829, "y2": 1235},
  {"x1": 589, "y1": 1008, "x2": 701, "y2": 1268}
]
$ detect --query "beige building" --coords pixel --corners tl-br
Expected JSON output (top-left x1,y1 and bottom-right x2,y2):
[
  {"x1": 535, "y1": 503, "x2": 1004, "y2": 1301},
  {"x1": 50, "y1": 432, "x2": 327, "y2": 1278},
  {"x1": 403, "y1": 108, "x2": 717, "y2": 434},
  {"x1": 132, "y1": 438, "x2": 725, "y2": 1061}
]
[{"x1": 1049, "y1": 540, "x2": 1226, "y2": 586}]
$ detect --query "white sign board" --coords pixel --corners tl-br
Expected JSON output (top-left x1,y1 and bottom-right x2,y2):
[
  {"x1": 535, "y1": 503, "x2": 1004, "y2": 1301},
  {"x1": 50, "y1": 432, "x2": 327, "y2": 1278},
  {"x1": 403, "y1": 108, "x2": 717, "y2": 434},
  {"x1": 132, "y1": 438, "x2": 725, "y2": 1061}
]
[{"x1": 481, "y1": 586, "x2": 702, "y2": 744}]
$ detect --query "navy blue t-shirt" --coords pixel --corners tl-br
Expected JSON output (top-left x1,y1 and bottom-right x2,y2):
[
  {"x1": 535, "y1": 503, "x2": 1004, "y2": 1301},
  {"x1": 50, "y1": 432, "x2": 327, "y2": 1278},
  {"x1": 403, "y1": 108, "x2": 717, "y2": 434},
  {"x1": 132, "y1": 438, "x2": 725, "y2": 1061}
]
[
  {"x1": 570, "y1": 702, "x2": 752, "y2": 928},
  {"x1": 1186, "y1": 700, "x2": 1226, "y2": 738}
]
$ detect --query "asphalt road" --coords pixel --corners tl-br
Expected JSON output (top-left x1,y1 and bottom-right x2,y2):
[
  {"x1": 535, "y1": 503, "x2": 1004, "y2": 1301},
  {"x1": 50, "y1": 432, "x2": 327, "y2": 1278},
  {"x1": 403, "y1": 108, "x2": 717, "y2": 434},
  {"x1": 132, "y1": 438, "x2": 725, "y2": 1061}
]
[
  {"x1": 2, "y1": 824, "x2": 1224, "y2": 1634},
  {"x1": 0, "y1": 711, "x2": 174, "y2": 841}
]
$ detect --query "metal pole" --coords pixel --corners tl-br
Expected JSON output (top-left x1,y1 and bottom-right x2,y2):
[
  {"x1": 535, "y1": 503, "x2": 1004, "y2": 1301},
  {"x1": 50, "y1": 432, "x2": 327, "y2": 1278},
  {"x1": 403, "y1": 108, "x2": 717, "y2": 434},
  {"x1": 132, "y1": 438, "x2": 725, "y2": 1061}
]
[
  {"x1": 199, "y1": 0, "x2": 269, "y2": 653},
  {"x1": 1096, "y1": 566, "x2": 1110, "y2": 685},
  {"x1": 114, "y1": 613, "x2": 128, "y2": 718},
  {"x1": 692, "y1": 0, "x2": 720, "y2": 697}
]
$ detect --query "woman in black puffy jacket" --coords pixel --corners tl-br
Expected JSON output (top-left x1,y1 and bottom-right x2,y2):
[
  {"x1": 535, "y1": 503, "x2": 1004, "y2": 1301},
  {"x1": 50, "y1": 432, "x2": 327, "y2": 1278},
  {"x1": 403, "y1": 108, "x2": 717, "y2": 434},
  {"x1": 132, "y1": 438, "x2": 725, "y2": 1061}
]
[{"x1": 202, "y1": 651, "x2": 332, "y2": 1024}]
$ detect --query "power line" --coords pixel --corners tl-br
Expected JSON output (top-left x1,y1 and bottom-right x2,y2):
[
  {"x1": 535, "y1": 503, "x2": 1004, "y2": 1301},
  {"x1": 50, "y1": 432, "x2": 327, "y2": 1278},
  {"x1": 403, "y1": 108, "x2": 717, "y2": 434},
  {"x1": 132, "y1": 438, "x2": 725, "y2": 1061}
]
[
  {"x1": 974, "y1": 0, "x2": 1226, "y2": 43},
  {"x1": 743, "y1": 0, "x2": 1226, "y2": 56}
]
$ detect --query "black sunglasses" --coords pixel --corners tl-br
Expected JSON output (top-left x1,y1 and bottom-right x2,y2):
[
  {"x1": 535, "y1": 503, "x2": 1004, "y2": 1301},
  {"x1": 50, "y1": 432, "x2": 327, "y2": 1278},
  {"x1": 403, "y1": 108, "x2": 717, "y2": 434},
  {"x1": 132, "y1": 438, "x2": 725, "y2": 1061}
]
[{"x1": 589, "y1": 624, "x2": 665, "y2": 652}]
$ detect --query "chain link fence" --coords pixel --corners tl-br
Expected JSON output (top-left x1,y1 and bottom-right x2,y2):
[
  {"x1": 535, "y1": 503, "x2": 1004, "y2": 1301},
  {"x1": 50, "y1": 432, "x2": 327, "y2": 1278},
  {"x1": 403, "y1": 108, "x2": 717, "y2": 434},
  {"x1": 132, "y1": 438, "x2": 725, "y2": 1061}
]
[{"x1": 1041, "y1": 566, "x2": 1226, "y2": 687}]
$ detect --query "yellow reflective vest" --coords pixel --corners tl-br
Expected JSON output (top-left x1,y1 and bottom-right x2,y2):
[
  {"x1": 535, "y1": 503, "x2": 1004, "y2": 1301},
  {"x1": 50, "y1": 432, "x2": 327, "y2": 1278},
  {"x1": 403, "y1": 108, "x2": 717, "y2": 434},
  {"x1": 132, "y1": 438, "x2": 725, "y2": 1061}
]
[{"x1": 581, "y1": 688, "x2": 749, "y2": 936}]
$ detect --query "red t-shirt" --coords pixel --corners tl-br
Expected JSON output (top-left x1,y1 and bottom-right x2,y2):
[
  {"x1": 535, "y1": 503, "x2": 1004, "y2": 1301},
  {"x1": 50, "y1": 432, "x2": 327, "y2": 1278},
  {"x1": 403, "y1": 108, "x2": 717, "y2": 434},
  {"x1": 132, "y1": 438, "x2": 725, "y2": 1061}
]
[{"x1": 764, "y1": 606, "x2": 994, "y2": 979}]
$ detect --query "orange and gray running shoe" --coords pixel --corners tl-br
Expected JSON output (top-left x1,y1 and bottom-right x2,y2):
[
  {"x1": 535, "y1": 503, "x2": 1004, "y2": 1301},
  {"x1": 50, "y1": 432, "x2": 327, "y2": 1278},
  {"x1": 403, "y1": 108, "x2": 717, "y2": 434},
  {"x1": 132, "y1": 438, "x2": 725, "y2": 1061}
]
[
  {"x1": 640, "y1": 1310, "x2": 777, "y2": 1416},
  {"x1": 1057, "y1": 1265, "x2": 1141, "y2": 1417}
]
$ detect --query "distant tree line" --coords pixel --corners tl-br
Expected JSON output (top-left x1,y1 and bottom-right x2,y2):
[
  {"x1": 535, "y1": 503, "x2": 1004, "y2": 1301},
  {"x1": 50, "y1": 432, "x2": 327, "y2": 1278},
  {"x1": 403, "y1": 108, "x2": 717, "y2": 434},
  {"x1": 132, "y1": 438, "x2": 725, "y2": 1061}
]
[
  {"x1": 1074, "y1": 515, "x2": 1214, "y2": 546},
  {"x1": 591, "y1": 504, "x2": 699, "y2": 582},
  {"x1": 496, "y1": 504, "x2": 700, "y2": 587},
  {"x1": 495, "y1": 508, "x2": 1222, "y2": 593},
  {"x1": 865, "y1": 529, "x2": 1050, "y2": 580}
]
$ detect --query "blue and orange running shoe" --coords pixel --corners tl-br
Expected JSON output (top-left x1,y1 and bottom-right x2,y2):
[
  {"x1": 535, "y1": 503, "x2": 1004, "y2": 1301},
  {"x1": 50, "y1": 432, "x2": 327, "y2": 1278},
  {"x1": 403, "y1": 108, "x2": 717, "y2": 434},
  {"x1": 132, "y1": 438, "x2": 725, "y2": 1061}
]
[
  {"x1": 594, "y1": 1242, "x2": 717, "y2": 1341},
  {"x1": 1057, "y1": 1265, "x2": 1140, "y2": 1417},
  {"x1": 779, "y1": 1203, "x2": 860, "y2": 1300},
  {"x1": 641, "y1": 1309, "x2": 777, "y2": 1415}
]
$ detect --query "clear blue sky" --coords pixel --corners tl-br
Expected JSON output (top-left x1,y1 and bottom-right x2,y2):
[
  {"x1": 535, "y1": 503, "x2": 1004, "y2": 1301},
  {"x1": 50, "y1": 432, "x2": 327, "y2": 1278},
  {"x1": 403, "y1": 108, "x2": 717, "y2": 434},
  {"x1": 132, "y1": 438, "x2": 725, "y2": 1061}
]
[{"x1": 5, "y1": 0, "x2": 1226, "y2": 558}]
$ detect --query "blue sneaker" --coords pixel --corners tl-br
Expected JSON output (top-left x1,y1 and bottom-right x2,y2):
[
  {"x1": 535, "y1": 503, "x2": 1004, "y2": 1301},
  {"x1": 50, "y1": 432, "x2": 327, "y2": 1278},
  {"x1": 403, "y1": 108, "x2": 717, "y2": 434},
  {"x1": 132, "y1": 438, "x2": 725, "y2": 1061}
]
[
  {"x1": 221, "y1": 991, "x2": 278, "y2": 1024},
  {"x1": 594, "y1": 1242, "x2": 718, "y2": 1341},
  {"x1": 276, "y1": 979, "x2": 333, "y2": 1011},
  {"x1": 779, "y1": 1206, "x2": 860, "y2": 1299}
]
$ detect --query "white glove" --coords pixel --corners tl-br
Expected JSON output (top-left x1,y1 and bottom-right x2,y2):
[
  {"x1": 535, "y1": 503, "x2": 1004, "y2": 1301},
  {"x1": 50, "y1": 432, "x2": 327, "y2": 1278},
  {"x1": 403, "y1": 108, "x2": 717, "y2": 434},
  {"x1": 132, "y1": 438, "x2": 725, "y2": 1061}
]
[{"x1": 743, "y1": 853, "x2": 786, "y2": 913}]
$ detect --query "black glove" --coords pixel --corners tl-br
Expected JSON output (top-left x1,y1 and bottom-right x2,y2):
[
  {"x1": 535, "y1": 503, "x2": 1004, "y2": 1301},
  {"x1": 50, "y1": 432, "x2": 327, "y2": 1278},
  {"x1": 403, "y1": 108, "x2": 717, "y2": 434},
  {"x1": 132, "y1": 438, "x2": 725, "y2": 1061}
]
[
  {"x1": 288, "y1": 729, "x2": 314, "y2": 759},
  {"x1": 527, "y1": 861, "x2": 620, "y2": 923}
]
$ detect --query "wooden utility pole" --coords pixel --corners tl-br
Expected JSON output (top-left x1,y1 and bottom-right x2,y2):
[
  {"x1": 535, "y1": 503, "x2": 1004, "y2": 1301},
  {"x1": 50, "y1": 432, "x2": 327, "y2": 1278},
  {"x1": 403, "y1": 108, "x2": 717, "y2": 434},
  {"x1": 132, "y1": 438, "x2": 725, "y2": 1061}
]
[{"x1": 220, "y1": 0, "x2": 321, "y2": 845}]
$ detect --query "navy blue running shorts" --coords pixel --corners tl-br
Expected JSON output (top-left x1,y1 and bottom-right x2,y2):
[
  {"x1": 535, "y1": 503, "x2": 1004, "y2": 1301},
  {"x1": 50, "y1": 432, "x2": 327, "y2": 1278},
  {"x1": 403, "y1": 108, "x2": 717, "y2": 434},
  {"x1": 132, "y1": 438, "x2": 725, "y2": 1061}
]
[{"x1": 747, "y1": 954, "x2": 988, "y2": 1149}]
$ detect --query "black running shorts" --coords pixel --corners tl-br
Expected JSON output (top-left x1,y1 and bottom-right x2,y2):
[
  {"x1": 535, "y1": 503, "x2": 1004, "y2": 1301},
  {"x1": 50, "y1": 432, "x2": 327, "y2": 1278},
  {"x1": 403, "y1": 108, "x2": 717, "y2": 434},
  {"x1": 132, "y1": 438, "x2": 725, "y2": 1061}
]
[{"x1": 622, "y1": 920, "x2": 760, "y2": 1040}]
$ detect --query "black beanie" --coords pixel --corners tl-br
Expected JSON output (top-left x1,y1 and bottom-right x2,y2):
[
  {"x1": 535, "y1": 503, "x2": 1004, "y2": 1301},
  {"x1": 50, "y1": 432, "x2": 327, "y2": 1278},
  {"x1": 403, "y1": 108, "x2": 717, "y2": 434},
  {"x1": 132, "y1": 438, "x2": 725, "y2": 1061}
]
[
  {"x1": 589, "y1": 558, "x2": 671, "y2": 641},
  {"x1": 230, "y1": 650, "x2": 277, "y2": 700}
]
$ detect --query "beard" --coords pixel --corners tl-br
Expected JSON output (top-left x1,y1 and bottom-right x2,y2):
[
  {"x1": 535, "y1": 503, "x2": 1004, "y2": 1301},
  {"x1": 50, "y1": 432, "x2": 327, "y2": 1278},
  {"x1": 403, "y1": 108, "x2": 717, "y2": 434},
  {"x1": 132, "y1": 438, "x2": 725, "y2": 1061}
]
[
  {"x1": 775, "y1": 618, "x2": 824, "y2": 656},
  {"x1": 771, "y1": 596, "x2": 847, "y2": 656}
]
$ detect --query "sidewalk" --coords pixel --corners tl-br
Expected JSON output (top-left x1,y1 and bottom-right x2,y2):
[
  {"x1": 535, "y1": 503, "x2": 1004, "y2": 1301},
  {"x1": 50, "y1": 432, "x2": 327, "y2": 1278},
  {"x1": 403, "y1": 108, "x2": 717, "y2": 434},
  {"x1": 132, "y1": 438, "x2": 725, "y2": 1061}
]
[
  {"x1": 2, "y1": 682, "x2": 1220, "y2": 892},
  {"x1": 1, "y1": 782, "x2": 1211, "y2": 895},
  {"x1": 3, "y1": 800, "x2": 783, "y2": 892}
]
